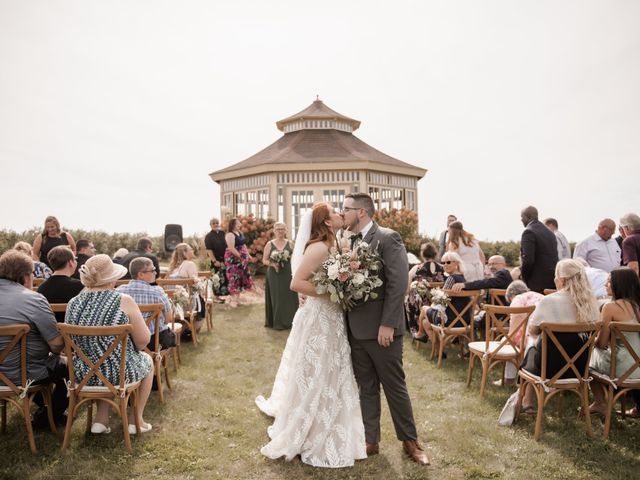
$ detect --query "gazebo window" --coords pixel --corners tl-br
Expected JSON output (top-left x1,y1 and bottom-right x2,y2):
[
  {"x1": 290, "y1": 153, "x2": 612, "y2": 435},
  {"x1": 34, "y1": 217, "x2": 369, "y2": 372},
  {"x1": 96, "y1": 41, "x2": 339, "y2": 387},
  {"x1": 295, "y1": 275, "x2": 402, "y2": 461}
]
[
  {"x1": 258, "y1": 189, "x2": 269, "y2": 219},
  {"x1": 291, "y1": 190, "x2": 314, "y2": 240},
  {"x1": 235, "y1": 192, "x2": 246, "y2": 216},
  {"x1": 323, "y1": 189, "x2": 345, "y2": 206},
  {"x1": 406, "y1": 190, "x2": 415, "y2": 211},
  {"x1": 278, "y1": 187, "x2": 284, "y2": 222}
]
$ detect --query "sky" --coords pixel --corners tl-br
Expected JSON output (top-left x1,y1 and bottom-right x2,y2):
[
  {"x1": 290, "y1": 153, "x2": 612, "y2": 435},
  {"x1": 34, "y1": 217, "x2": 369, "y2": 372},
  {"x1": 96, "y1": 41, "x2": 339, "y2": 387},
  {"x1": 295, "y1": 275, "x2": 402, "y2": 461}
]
[{"x1": 1, "y1": 0, "x2": 638, "y2": 243}]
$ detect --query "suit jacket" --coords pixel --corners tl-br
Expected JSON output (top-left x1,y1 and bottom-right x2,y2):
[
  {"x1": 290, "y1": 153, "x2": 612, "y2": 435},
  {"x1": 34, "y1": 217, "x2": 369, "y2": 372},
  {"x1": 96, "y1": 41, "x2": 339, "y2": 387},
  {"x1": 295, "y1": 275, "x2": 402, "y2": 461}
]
[
  {"x1": 120, "y1": 250, "x2": 161, "y2": 280},
  {"x1": 463, "y1": 269, "x2": 512, "y2": 290},
  {"x1": 346, "y1": 223, "x2": 408, "y2": 340},
  {"x1": 520, "y1": 220, "x2": 558, "y2": 293},
  {"x1": 437, "y1": 229, "x2": 448, "y2": 261}
]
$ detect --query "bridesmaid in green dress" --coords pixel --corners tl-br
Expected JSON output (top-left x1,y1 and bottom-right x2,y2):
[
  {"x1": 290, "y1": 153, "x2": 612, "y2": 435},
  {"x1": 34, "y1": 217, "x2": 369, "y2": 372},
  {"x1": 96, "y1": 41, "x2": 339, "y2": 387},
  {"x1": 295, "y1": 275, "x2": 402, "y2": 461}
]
[{"x1": 263, "y1": 222, "x2": 299, "y2": 330}]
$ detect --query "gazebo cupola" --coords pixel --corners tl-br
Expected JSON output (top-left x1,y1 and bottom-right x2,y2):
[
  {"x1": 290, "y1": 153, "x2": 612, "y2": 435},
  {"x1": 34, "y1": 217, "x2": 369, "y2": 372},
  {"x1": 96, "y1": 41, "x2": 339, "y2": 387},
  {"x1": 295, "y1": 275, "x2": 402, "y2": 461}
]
[{"x1": 276, "y1": 98, "x2": 361, "y2": 134}]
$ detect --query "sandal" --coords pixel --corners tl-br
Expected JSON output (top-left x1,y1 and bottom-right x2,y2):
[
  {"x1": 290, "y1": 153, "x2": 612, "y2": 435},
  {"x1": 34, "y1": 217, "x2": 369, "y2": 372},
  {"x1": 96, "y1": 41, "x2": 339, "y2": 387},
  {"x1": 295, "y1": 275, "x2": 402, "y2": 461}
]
[{"x1": 521, "y1": 405, "x2": 536, "y2": 416}]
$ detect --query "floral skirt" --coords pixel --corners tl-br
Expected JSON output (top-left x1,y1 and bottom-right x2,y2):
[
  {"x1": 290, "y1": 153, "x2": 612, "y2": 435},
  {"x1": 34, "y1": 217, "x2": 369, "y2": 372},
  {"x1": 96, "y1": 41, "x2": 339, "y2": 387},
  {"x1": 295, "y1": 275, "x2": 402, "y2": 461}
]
[{"x1": 224, "y1": 246, "x2": 254, "y2": 295}]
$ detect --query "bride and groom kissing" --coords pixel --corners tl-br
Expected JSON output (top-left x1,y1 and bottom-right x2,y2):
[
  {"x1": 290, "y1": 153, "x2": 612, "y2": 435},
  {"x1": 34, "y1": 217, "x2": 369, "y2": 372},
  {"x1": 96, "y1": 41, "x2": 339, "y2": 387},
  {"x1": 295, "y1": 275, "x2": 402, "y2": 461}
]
[{"x1": 255, "y1": 193, "x2": 430, "y2": 468}]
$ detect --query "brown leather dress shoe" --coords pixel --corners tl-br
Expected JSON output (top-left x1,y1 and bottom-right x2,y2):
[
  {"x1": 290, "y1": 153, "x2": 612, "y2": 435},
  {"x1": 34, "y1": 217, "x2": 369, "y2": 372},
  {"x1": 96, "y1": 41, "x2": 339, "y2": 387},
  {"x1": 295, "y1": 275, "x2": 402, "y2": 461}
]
[
  {"x1": 402, "y1": 440, "x2": 430, "y2": 465},
  {"x1": 366, "y1": 442, "x2": 379, "y2": 456}
]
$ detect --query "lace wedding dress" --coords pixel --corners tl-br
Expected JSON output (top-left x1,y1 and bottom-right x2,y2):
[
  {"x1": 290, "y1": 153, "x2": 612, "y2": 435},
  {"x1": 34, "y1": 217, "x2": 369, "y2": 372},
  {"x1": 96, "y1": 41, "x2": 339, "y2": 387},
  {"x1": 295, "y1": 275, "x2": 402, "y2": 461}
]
[{"x1": 255, "y1": 296, "x2": 366, "y2": 468}]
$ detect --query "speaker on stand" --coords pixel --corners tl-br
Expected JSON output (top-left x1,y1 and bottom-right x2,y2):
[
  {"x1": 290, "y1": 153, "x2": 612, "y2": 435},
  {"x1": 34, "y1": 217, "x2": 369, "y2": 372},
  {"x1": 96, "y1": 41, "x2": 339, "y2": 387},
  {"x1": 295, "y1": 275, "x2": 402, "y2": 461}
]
[{"x1": 164, "y1": 224, "x2": 183, "y2": 252}]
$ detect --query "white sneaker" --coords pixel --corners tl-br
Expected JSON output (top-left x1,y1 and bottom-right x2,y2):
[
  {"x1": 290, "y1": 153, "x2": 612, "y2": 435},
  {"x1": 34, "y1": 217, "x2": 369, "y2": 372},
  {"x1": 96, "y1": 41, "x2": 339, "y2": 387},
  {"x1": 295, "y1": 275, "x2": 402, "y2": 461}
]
[
  {"x1": 128, "y1": 422, "x2": 152, "y2": 435},
  {"x1": 90, "y1": 422, "x2": 111, "y2": 434}
]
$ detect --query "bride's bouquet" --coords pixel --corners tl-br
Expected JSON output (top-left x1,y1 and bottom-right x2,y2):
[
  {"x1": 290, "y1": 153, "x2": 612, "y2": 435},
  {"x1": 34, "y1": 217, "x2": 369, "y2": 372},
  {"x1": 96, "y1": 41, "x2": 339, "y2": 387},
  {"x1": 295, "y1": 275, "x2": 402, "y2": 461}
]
[
  {"x1": 312, "y1": 241, "x2": 383, "y2": 311},
  {"x1": 269, "y1": 249, "x2": 291, "y2": 269}
]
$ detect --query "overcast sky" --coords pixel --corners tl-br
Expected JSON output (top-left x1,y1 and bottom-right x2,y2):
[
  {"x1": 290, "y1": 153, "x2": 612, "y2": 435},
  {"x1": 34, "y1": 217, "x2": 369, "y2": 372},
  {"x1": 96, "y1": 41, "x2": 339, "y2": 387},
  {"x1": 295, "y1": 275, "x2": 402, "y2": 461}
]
[{"x1": 1, "y1": 0, "x2": 638, "y2": 244}]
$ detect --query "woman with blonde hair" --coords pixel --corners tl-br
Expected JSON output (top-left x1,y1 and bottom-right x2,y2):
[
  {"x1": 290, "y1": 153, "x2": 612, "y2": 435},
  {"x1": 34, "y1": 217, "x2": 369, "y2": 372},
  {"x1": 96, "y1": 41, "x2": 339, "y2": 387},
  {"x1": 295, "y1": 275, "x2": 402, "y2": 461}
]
[
  {"x1": 262, "y1": 222, "x2": 298, "y2": 330},
  {"x1": 32, "y1": 215, "x2": 76, "y2": 268},
  {"x1": 520, "y1": 259, "x2": 599, "y2": 413},
  {"x1": 14, "y1": 241, "x2": 52, "y2": 279},
  {"x1": 447, "y1": 221, "x2": 485, "y2": 282},
  {"x1": 168, "y1": 243, "x2": 204, "y2": 331}
]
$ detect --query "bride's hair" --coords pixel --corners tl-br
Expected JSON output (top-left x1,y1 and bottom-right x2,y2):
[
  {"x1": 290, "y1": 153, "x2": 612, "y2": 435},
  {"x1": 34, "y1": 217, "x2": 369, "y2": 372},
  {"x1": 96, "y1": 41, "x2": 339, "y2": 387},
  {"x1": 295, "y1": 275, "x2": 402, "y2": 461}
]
[{"x1": 305, "y1": 202, "x2": 335, "y2": 251}]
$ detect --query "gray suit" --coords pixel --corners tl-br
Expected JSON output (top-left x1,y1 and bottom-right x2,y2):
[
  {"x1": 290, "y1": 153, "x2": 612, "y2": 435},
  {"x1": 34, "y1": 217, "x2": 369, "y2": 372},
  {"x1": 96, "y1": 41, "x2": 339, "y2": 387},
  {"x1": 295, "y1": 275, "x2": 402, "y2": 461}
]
[{"x1": 347, "y1": 222, "x2": 418, "y2": 444}]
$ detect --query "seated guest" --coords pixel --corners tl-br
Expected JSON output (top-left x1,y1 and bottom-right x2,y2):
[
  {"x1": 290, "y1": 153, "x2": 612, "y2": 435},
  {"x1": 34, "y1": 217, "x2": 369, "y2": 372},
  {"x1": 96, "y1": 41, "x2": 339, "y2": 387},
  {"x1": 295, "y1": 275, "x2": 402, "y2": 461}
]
[
  {"x1": 66, "y1": 254, "x2": 154, "y2": 434},
  {"x1": 520, "y1": 259, "x2": 599, "y2": 413},
  {"x1": 14, "y1": 241, "x2": 52, "y2": 279},
  {"x1": 0, "y1": 249, "x2": 68, "y2": 427},
  {"x1": 501, "y1": 280, "x2": 544, "y2": 385},
  {"x1": 112, "y1": 248, "x2": 129, "y2": 264},
  {"x1": 168, "y1": 243, "x2": 204, "y2": 330},
  {"x1": 120, "y1": 238, "x2": 161, "y2": 280},
  {"x1": 574, "y1": 257, "x2": 609, "y2": 299},
  {"x1": 72, "y1": 239, "x2": 96, "y2": 279},
  {"x1": 406, "y1": 242, "x2": 445, "y2": 331},
  {"x1": 117, "y1": 257, "x2": 176, "y2": 350},
  {"x1": 37, "y1": 246, "x2": 84, "y2": 322},
  {"x1": 589, "y1": 267, "x2": 640, "y2": 416},
  {"x1": 450, "y1": 254, "x2": 512, "y2": 293},
  {"x1": 413, "y1": 252, "x2": 469, "y2": 355},
  {"x1": 32, "y1": 215, "x2": 76, "y2": 269}
]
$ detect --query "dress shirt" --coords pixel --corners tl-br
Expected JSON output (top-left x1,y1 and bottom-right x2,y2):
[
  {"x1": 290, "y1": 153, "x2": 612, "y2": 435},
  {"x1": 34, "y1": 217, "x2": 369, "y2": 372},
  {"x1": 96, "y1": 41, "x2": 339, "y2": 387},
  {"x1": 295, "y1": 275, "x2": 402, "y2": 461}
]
[
  {"x1": 555, "y1": 230, "x2": 571, "y2": 259},
  {"x1": 117, "y1": 280, "x2": 172, "y2": 333},
  {"x1": 573, "y1": 233, "x2": 621, "y2": 273},
  {"x1": 585, "y1": 267, "x2": 608, "y2": 299},
  {"x1": 359, "y1": 220, "x2": 374, "y2": 240}
]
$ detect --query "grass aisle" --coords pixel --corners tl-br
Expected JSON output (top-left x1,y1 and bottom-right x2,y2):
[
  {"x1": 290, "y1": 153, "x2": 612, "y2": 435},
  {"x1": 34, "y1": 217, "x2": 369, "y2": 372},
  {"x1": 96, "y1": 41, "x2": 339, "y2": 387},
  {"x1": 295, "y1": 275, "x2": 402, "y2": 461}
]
[{"x1": 2, "y1": 302, "x2": 640, "y2": 479}]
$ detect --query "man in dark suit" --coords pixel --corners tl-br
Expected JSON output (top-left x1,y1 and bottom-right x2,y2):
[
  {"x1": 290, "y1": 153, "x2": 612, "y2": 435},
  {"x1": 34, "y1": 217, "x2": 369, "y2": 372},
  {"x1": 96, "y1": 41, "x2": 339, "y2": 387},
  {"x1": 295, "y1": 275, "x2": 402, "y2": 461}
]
[
  {"x1": 342, "y1": 193, "x2": 429, "y2": 466},
  {"x1": 120, "y1": 237, "x2": 161, "y2": 280},
  {"x1": 520, "y1": 206, "x2": 558, "y2": 293},
  {"x1": 450, "y1": 255, "x2": 512, "y2": 292}
]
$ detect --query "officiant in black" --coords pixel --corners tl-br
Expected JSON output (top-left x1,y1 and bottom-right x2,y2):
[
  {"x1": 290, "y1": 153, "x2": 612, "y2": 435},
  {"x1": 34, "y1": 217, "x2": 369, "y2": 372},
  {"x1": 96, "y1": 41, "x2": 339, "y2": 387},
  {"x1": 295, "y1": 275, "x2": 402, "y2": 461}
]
[{"x1": 205, "y1": 217, "x2": 229, "y2": 296}]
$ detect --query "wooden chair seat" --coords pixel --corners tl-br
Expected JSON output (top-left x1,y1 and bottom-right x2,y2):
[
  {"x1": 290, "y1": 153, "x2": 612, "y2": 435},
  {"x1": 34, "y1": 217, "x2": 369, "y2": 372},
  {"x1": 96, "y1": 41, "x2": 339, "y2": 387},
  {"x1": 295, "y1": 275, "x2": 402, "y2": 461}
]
[
  {"x1": 468, "y1": 341, "x2": 517, "y2": 358},
  {"x1": 0, "y1": 324, "x2": 57, "y2": 453},
  {"x1": 57, "y1": 323, "x2": 143, "y2": 452},
  {"x1": 515, "y1": 321, "x2": 598, "y2": 441}
]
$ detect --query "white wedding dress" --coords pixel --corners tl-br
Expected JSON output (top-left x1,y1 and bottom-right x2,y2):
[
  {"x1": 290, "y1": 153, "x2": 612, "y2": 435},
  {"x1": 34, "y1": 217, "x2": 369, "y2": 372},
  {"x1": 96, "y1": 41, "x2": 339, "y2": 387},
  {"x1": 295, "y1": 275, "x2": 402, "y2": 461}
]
[{"x1": 255, "y1": 296, "x2": 366, "y2": 468}]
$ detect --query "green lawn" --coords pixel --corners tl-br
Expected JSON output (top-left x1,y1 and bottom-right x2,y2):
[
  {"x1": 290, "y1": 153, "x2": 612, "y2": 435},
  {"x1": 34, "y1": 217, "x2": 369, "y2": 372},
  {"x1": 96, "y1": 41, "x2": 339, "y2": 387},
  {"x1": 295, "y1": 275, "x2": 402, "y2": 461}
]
[{"x1": 2, "y1": 302, "x2": 639, "y2": 479}]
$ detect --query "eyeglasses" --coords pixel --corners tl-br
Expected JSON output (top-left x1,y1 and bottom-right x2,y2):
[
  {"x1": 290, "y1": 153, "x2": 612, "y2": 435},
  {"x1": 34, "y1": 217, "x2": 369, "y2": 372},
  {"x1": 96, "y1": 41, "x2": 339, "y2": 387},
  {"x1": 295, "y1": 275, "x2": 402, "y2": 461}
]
[
  {"x1": 442, "y1": 261, "x2": 457, "y2": 265},
  {"x1": 341, "y1": 207, "x2": 360, "y2": 213},
  {"x1": 142, "y1": 269, "x2": 156, "y2": 273}
]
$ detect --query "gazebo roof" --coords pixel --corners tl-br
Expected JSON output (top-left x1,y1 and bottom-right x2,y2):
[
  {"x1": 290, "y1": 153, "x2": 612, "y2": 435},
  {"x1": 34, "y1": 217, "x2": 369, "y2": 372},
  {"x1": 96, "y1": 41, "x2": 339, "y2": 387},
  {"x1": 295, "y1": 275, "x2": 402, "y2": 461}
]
[
  {"x1": 211, "y1": 129, "x2": 420, "y2": 175},
  {"x1": 276, "y1": 99, "x2": 361, "y2": 132}
]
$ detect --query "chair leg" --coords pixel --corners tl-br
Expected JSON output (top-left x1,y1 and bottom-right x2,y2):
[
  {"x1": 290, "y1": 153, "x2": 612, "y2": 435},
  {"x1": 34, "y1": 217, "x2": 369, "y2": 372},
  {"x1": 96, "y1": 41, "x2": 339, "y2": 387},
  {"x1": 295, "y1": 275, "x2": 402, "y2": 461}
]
[
  {"x1": 437, "y1": 336, "x2": 445, "y2": 368},
  {"x1": 86, "y1": 400, "x2": 93, "y2": 434},
  {"x1": 466, "y1": 354, "x2": 476, "y2": 388},
  {"x1": 163, "y1": 356, "x2": 172, "y2": 390},
  {"x1": 581, "y1": 383, "x2": 593, "y2": 437},
  {"x1": 479, "y1": 360, "x2": 489, "y2": 398},
  {"x1": 533, "y1": 387, "x2": 545, "y2": 441},
  {"x1": 603, "y1": 386, "x2": 614, "y2": 439},
  {"x1": 515, "y1": 379, "x2": 526, "y2": 420},
  {"x1": 1, "y1": 399, "x2": 6, "y2": 433},
  {"x1": 23, "y1": 397, "x2": 37, "y2": 453},
  {"x1": 156, "y1": 358, "x2": 164, "y2": 404},
  {"x1": 61, "y1": 395, "x2": 76, "y2": 451},
  {"x1": 121, "y1": 395, "x2": 132, "y2": 452},
  {"x1": 42, "y1": 388, "x2": 57, "y2": 433}
]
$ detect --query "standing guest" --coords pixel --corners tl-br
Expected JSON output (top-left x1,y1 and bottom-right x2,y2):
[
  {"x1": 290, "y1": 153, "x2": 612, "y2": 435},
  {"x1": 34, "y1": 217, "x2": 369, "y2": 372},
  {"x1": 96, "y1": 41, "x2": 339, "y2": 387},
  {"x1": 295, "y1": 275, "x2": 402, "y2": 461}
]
[
  {"x1": 224, "y1": 218, "x2": 255, "y2": 305},
  {"x1": 544, "y1": 218, "x2": 571, "y2": 260},
  {"x1": 204, "y1": 217, "x2": 229, "y2": 297},
  {"x1": 588, "y1": 267, "x2": 640, "y2": 416},
  {"x1": 620, "y1": 212, "x2": 640, "y2": 276},
  {"x1": 437, "y1": 214, "x2": 457, "y2": 261},
  {"x1": 112, "y1": 248, "x2": 129, "y2": 265},
  {"x1": 573, "y1": 218, "x2": 621, "y2": 273},
  {"x1": 72, "y1": 239, "x2": 96, "y2": 279},
  {"x1": 32, "y1": 216, "x2": 76, "y2": 268},
  {"x1": 14, "y1": 241, "x2": 52, "y2": 279},
  {"x1": 117, "y1": 257, "x2": 176, "y2": 350},
  {"x1": 168, "y1": 243, "x2": 204, "y2": 331},
  {"x1": 262, "y1": 222, "x2": 298, "y2": 330},
  {"x1": 520, "y1": 259, "x2": 599, "y2": 413},
  {"x1": 501, "y1": 280, "x2": 544, "y2": 385},
  {"x1": 0, "y1": 250, "x2": 68, "y2": 427},
  {"x1": 66, "y1": 254, "x2": 154, "y2": 435},
  {"x1": 37, "y1": 246, "x2": 84, "y2": 322},
  {"x1": 519, "y1": 206, "x2": 558, "y2": 293},
  {"x1": 447, "y1": 221, "x2": 485, "y2": 282},
  {"x1": 120, "y1": 238, "x2": 161, "y2": 280}
]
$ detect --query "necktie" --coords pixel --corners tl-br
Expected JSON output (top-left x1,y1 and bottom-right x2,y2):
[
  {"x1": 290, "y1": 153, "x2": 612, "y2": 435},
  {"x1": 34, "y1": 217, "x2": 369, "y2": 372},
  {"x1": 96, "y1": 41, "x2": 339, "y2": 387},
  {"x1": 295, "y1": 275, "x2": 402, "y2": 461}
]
[{"x1": 350, "y1": 232, "x2": 363, "y2": 248}]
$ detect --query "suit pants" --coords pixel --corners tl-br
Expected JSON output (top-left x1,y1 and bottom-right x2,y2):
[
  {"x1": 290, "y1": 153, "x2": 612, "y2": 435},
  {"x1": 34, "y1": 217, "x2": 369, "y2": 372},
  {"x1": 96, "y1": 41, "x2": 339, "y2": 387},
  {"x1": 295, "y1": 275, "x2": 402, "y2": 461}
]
[{"x1": 349, "y1": 333, "x2": 418, "y2": 443}]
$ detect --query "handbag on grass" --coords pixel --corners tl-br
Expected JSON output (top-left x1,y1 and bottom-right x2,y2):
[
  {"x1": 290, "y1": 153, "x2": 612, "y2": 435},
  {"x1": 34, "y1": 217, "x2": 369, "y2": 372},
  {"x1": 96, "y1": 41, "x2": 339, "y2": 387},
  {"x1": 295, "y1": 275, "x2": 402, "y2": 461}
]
[{"x1": 498, "y1": 391, "x2": 519, "y2": 426}]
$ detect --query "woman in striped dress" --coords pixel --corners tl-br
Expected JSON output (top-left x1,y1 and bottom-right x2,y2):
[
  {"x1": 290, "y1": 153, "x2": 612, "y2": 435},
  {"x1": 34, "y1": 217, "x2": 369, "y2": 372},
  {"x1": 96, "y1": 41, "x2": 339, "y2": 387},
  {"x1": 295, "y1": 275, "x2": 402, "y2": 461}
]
[{"x1": 66, "y1": 254, "x2": 154, "y2": 435}]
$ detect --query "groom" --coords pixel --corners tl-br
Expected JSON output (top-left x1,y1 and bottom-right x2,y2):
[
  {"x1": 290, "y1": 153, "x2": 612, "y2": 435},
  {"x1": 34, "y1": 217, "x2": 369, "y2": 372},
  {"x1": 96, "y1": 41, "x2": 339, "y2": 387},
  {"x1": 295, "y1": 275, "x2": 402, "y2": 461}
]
[{"x1": 342, "y1": 193, "x2": 429, "y2": 466}]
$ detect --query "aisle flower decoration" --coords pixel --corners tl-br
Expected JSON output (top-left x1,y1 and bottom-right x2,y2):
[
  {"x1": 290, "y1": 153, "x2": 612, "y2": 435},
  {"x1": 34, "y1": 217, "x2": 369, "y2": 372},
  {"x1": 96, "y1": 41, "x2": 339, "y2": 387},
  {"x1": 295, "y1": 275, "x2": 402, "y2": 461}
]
[
  {"x1": 428, "y1": 288, "x2": 450, "y2": 325},
  {"x1": 313, "y1": 241, "x2": 383, "y2": 311}
]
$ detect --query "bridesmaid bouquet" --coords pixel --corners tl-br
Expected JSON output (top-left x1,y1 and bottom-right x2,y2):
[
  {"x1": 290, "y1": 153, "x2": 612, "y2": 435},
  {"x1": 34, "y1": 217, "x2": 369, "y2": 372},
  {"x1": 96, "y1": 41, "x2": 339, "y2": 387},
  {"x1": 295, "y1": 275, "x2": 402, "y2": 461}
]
[
  {"x1": 269, "y1": 249, "x2": 291, "y2": 268},
  {"x1": 313, "y1": 241, "x2": 383, "y2": 311}
]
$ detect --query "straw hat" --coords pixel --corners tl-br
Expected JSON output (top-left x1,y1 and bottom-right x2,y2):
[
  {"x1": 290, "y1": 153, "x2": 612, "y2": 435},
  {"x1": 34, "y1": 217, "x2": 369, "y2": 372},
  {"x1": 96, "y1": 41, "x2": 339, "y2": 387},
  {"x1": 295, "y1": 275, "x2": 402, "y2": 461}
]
[{"x1": 80, "y1": 254, "x2": 127, "y2": 287}]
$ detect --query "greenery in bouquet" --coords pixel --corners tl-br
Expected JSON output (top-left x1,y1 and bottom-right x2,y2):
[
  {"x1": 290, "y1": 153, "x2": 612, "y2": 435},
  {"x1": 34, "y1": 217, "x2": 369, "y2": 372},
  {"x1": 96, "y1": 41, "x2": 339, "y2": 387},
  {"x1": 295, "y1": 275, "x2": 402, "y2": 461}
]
[
  {"x1": 172, "y1": 285, "x2": 190, "y2": 309},
  {"x1": 407, "y1": 278, "x2": 430, "y2": 310},
  {"x1": 313, "y1": 241, "x2": 383, "y2": 311},
  {"x1": 428, "y1": 287, "x2": 450, "y2": 308},
  {"x1": 269, "y1": 248, "x2": 291, "y2": 268},
  {"x1": 191, "y1": 279, "x2": 208, "y2": 298}
]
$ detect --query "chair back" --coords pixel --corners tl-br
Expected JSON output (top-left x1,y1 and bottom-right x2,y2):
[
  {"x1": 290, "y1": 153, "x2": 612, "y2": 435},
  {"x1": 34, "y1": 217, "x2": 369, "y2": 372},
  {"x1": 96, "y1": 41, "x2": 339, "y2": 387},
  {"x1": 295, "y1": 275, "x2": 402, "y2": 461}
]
[
  {"x1": 198, "y1": 271, "x2": 212, "y2": 279},
  {"x1": 0, "y1": 324, "x2": 30, "y2": 393},
  {"x1": 539, "y1": 322, "x2": 598, "y2": 384},
  {"x1": 49, "y1": 303, "x2": 68, "y2": 314},
  {"x1": 57, "y1": 323, "x2": 133, "y2": 397},
  {"x1": 32, "y1": 278, "x2": 45, "y2": 288},
  {"x1": 138, "y1": 304, "x2": 165, "y2": 354},
  {"x1": 609, "y1": 321, "x2": 640, "y2": 386},
  {"x1": 488, "y1": 289, "x2": 508, "y2": 306},
  {"x1": 441, "y1": 290, "x2": 481, "y2": 330},
  {"x1": 543, "y1": 289, "x2": 557, "y2": 295},
  {"x1": 482, "y1": 304, "x2": 535, "y2": 355},
  {"x1": 114, "y1": 279, "x2": 130, "y2": 286}
]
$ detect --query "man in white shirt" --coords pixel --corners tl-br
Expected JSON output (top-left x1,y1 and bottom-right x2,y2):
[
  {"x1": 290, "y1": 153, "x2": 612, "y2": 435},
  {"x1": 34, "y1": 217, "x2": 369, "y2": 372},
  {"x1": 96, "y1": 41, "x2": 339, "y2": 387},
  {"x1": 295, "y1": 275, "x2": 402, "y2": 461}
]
[
  {"x1": 544, "y1": 218, "x2": 571, "y2": 259},
  {"x1": 573, "y1": 218, "x2": 621, "y2": 272},
  {"x1": 574, "y1": 257, "x2": 608, "y2": 298}
]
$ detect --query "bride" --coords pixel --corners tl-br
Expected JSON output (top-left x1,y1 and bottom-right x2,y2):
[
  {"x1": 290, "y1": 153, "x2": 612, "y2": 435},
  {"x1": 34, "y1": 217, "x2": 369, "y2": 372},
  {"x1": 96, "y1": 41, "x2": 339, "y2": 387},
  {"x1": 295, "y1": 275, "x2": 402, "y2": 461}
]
[{"x1": 255, "y1": 202, "x2": 366, "y2": 468}]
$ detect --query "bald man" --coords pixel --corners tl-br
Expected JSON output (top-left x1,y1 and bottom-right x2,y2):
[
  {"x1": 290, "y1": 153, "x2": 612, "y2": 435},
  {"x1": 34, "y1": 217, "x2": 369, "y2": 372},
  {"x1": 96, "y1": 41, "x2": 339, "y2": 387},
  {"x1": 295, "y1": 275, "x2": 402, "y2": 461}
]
[{"x1": 573, "y1": 218, "x2": 621, "y2": 273}]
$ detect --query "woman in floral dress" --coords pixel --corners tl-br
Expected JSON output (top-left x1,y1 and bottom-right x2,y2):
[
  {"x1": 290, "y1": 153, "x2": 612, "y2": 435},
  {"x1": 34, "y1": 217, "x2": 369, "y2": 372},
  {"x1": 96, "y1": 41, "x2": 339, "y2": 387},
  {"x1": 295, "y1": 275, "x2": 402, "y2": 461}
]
[{"x1": 224, "y1": 218, "x2": 255, "y2": 304}]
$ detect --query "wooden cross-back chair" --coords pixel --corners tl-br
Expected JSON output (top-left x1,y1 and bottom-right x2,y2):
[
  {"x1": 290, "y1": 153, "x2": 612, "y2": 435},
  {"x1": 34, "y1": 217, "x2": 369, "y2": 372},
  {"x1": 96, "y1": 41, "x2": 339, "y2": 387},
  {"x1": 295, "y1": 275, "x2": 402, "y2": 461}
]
[
  {"x1": 114, "y1": 279, "x2": 131, "y2": 287},
  {"x1": 543, "y1": 289, "x2": 557, "y2": 295},
  {"x1": 138, "y1": 304, "x2": 172, "y2": 403},
  {"x1": 590, "y1": 321, "x2": 640, "y2": 439},
  {"x1": 516, "y1": 322, "x2": 598, "y2": 441},
  {"x1": 467, "y1": 305, "x2": 535, "y2": 397},
  {"x1": 156, "y1": 278, "x2": 199, "y2": 347},
  {"x1": 196, "y1": 272, "x2": 214, "y2": 331},
  {"x1": 0, "y1": 324, "x2": 57, "y2": 453},
  {"x1": 430, "y1": 290, "x2": 481, "y2": 368},
  {"x1": 57, "y1": 323, "x2": 142, "y2": 452},
  {"x1": 32, "y1": 278, "x2": 45, "y2": 288},
  {"x1": 488, "y1": 289, "x2": 508, "y2": 306}
]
